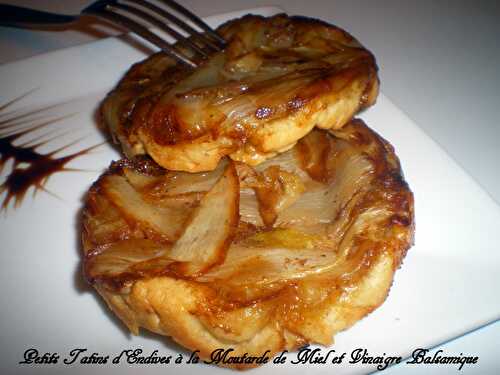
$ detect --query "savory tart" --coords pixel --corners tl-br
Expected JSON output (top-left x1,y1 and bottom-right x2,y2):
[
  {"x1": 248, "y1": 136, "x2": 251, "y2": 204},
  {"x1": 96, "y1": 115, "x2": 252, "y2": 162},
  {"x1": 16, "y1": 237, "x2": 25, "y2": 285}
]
[
  {"x1": 102, "y1": 14, "x2": 379, "y2": 172},
  {"x1": 82, "y1": 119, "x2": 414, "y2": 369}
]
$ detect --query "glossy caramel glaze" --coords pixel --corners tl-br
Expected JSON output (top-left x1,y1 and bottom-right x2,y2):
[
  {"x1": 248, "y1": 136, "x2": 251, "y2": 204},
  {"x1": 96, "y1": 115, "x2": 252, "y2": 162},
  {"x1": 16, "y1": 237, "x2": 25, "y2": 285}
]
[
  {"x1": 102, "y1": 14, "x2": 379, "y2": 172},
  {"x1": 82, "y1": 119, "x2": 413, "y2": 369}
]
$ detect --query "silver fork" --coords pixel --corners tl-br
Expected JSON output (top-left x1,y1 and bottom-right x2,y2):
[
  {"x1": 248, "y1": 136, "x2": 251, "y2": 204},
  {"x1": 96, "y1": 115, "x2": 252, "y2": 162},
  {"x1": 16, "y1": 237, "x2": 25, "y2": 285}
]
[{"x1": 0, "y1": 0, "x2": 226, "y2": 67}]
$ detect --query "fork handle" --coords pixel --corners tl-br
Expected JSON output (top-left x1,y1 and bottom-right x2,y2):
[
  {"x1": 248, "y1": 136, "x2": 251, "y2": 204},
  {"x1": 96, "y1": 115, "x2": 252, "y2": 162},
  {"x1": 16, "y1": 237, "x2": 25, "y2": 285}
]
[{"x1": 0, "y1": 4, "x2": 76, "y2": 28}]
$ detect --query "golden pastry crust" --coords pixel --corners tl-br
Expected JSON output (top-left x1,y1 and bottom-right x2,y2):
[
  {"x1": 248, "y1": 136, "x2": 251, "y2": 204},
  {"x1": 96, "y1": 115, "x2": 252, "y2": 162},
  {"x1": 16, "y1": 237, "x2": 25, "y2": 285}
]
[
  {"x1": 82, "y1": 119, "x2": 414, "y2": 370},
  {"x1": 102, "y1": 14, "x2": 379, "y2": 172}
]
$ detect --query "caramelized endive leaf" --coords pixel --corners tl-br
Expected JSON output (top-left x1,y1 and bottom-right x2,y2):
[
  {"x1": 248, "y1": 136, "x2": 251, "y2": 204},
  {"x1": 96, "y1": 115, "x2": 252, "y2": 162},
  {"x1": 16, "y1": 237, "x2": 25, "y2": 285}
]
[
  {"x1": 85, "y1": 239, "x2": 172, "y2": 285},
  {"x1": 238, "y1": 164, "x2": 306, "y2": 226},
  {"x1": 169, "y1": 161, "x2": 240, "y2": 276},
  {"x1": 198, "y1": 229, "x2": 336, "y2": 285},
  {"x1": 100, "y1": 174, "x2": 188, "y2": 241}
]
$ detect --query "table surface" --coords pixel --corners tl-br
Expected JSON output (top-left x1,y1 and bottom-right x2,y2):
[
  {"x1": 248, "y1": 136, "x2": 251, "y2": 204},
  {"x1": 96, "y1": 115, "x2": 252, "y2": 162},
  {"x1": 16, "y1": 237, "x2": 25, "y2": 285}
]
[{"x1": 1, "y1": 1, "x2": 499, "y2": 373}]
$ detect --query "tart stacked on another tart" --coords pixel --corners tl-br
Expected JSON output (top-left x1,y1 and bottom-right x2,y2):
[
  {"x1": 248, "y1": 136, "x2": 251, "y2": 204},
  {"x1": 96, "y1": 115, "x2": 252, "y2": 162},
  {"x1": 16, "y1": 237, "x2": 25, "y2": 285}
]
[{"x1": 82, "y1": 13, "x2": 413, "y2": 370}]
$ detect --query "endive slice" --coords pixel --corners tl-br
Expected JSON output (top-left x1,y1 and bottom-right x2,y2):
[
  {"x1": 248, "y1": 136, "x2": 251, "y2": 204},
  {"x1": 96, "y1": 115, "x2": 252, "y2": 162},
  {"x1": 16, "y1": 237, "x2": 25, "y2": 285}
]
[
  {"x1": 85, "y1": 239, "x2": 172, "y2": 286},
  {"x1": 169, "y1": 161, "x2": 240, "y2": 275}
]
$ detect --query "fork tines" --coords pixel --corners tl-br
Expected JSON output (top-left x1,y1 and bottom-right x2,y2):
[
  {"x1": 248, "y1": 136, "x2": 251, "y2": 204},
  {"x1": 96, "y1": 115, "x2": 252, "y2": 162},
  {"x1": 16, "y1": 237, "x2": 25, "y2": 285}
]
[{"x1": 83, "y1": 0, "x2": 226, "y2": 67}]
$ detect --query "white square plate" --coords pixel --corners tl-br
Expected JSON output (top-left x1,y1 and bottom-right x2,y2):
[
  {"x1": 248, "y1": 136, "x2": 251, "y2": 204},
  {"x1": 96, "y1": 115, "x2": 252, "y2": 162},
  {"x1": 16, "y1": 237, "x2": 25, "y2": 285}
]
[{"x1": 1, "y1": 6, "x2": 499, "y2": 375}]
